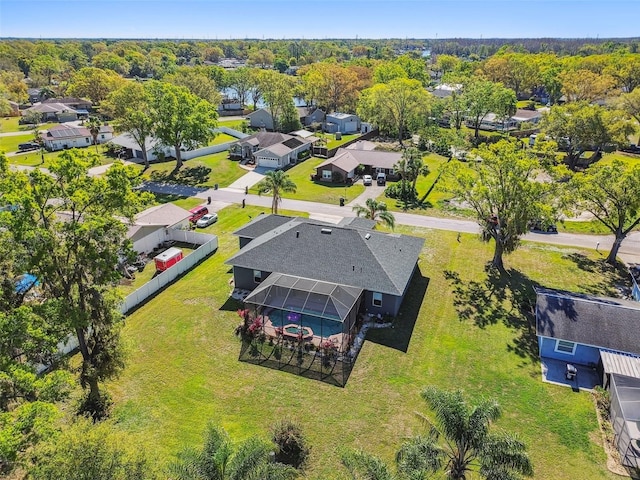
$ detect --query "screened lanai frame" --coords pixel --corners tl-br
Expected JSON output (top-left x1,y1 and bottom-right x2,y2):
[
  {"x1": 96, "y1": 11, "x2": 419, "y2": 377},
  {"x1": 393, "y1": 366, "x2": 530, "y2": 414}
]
[
  {"x1": 610, "y1": 374, "x2": 640, "y2": 468},
  {"x1": 240, "y1": 273, "x2": 365, "y2": 386}
]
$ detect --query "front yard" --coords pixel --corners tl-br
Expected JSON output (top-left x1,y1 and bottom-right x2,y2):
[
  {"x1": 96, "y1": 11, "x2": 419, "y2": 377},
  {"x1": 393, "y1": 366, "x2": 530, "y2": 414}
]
[
  {"x1": 108, "y1": 202, "x2": 624, "y2": 480},
  {"x1": 138, "y1": 151, "x2": 247, "y2": 188},
  {"x1": 248, "y1": 156, "x2": 365, "y2": 204}
]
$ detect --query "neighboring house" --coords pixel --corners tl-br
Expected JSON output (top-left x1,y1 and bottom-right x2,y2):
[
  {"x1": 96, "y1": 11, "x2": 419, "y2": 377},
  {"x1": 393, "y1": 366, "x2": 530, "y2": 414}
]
[
  {"x1": 218, "y1": 97, "x2": 243, "y2": 112},
  {"x1": 27, "y1": 88, "x2": 42, "y2": 104},
  {"x1": 110, "y1": 133, "x2": 169, "y2": 162},
  {"x1": 298, "y1": 106, "x2": 326, "y2": 126},
  {"x1": 40, "y1": 124, "x2": 113, "y2": 151},
  {"x1": 24, "y1": 102, "x2": 79, "y2": 122},
  {"x1": 431, "y1": 83, "x2": 462, "y2": 99},
  {"x1": 8, "y1": 101, "x2": 20, "y2": 116},
  {"x1": 226, "y1": 214, "x2": 424, "y2": 317},
  {"x1": 468, "y1": 112, "x2": 518, "y2": 132},
  {"x1": 40, "y1": 124, "x2": 91, "y2": 150},
  {"x1": 324, "y1": 113, "x2": 360, "y2": 134},
  {"x1": 315, "y1": 144, "x2": 401, "y2": 183},
  {"x1": 229, "y1": 131, "x2": 315, "y2": 169},
  {"x1": 126, "y1": 203, "x2": 192, "y2": 254},
  {"x1": 247, "y1": 108, "x2": 275, "y2": 130},
  {"x1": 510, "y1": 108, "x2": 542, "y2": 126},
  {"x1": 43, "y1": 97, "x2": 92, "y2": 115},
  {"x1": 535, "y1": 287, "x2": 640, "y2": 468}
]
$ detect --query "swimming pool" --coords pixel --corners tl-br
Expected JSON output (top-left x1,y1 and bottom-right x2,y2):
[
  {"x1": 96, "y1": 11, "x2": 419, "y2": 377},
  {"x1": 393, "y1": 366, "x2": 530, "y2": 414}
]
[{"x1": 272, "y1": 312, "x2": 343, "y2": 337}]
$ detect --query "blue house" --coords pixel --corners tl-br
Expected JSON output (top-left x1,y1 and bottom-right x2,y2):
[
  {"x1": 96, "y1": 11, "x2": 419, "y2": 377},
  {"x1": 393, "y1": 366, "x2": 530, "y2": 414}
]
[
  {"x1": 536, "y1": 287, "x2": 640, "y2": 468},
  {"x1": 536, "y1": 288, "x2": 640, "y2": 366}
]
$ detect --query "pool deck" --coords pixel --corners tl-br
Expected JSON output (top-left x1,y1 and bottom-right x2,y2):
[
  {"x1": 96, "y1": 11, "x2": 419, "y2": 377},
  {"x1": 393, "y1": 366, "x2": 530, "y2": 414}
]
[{"x1": 263, "y1": 316, "x2": 348, "y2": 352}]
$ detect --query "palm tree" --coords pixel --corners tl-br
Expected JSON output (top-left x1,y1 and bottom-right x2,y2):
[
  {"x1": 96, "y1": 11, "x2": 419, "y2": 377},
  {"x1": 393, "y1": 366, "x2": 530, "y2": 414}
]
[
  {"x1": 397, "y1": 386, "x2": 533, "y2": 480},
  {"x1": 256, "y1": 170, "x2": 297, "y2": 214},
  {"x1": 341, "y1": 449, "x2": 396, "y2": 480},
  {"x1": 352, "y1": 198, "x2": 395, "y2": 229},
  {"x1": 169, "y1": 424, "x2": 298, "y2": 480},
  {"x1": 85, "y1": 116, "x2": 102, "y2": 153}
]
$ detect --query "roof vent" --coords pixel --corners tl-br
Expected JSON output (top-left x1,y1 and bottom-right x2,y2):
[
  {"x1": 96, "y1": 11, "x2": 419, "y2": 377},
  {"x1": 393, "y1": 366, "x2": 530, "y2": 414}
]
[
  {"x1": 321, "y1": 228, "x2": 332, "y2": 234},
  {"x1": 365, "y1": 233, "x2": 371, "y2": 240}
]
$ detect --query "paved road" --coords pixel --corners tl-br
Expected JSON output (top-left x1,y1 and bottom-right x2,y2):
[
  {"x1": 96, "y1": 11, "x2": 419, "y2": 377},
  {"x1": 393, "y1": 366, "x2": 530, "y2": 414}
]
[{"x1": 140, "y1": 183, "x2": 637, "y2": 264}]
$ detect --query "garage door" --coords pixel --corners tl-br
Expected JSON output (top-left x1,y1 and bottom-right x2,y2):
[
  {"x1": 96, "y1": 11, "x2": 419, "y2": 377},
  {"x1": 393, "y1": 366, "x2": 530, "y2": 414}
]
[
  {"x1": 257, "y1": 157, "x2": 279, "y2": 168},
  {"x1": 344, "y1": 121, "x2": 358, "y2": 133}
]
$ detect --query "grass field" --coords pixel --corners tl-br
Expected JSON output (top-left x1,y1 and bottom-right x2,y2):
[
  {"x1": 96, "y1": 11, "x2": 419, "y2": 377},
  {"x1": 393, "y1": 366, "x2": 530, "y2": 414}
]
[
  {"x1": 248, "y1": 156, "x2": 365, "y2": 204},
  {"x1": 208, "y1": 133, "x2": 236, "y2": 146},
  {"x1": 0, "y1": 133, "x2": 35, "y2": 154},
  {"x1": 107, "y1": 203, "x2": 625, "y2": 480},
  {"x1": 0, "y1": 117, "x2": 58, "y2": 134},
  {"x1": 7, "y1": 145, "x2": 115, "y2": 168},
  {"x1": 139, "y1": 151, "x2": 246, "y2": 188}
]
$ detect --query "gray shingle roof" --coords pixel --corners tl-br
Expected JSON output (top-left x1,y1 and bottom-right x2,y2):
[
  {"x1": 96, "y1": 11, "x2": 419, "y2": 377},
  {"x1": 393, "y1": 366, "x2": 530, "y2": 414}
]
[
  {"x1": 233, "y1": 214, "x2": 305, "y2": 240},
  {"x1": 536, "y1": 288, "x2": 640, "y2": 355},
  {"x1": 227, "y1": 216, "x2": 424, "y2": 296}
]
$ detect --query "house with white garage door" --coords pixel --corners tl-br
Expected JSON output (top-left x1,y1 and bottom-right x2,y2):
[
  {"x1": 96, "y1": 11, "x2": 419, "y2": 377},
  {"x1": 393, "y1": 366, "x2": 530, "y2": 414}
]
[
  {"x1": 229, "y1": 131, "x2": 316, "y2": 169},
  {"x1": 324, "y1": 113, "x2": 361, "y2": 134}
]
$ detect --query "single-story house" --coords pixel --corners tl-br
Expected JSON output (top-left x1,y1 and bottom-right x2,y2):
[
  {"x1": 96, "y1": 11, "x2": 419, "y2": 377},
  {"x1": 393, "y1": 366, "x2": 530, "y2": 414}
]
[
  {"x1": 110, "y1": 133, "x2": 170, "y2": 162},
  {"x1": 247, "y1": 107, "x2": 326, "y2": 131},
  {"x1": 229, "y1": 131, "x2": 315, "y2": 169},
  {"x1": 246, "y1": 108, "x2": 275, "y2": 130},
  {"x1": 510, "y1": 108, "x2": 542, "y2": 126},
  {"x1": 298, "y1": 106, "x2": 326, "y2": 126},
  {"x1": 43, "y1": 97, "x2": 92, "y2": 114},
  {"x1": 219, "y1": 97, "x2": 243, "y2": 112},
  {"x1": 431, "y1": 83, "x2": 462, "y2": 99},
  {"x1": 536, "y1": 287, "x2": 640, "y2": 468},
  {"x1": 126, "y1": 203, "x2": 192, "y2": 254},
  {"x1": 40, "y1": 124, "x2": 113, "y2": 151},
  {"x1": 226, "y1": 214, "x2": 424, "y2": 317},
  {"x1": 324, "y1": 113, "x2": 360, "y2": 134},
  {"x1": 24, "y1": 103, "x2": 79, "y2": 122},
  {"x1": 468, "y1": 112, "x2": 518, "y2": 132},
  {"x1": 315, "y1": 145, "x2": 401, "y2": 183}
]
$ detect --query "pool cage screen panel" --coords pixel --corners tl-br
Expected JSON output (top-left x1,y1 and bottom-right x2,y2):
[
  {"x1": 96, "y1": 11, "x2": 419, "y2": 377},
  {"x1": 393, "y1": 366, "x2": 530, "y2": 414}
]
[
  {"x1": 610, "y1": 373, "x2": 640, "y2": 468},
  {"x1": 243, "y1": 273, "x2": 362, "y2": 322},
  {"x1": 241, "y1": 273, "x2": 365, "y2": 386}
]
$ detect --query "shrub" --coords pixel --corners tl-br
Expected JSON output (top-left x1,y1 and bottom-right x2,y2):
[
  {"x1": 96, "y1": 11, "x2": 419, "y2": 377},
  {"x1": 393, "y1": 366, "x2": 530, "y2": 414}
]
[
  {"x1": 331, "y1": 171, "x2": 344, "y2": 183},
  {"x1": 271, "y1": 419, "x2": 310, "y2": 469}
]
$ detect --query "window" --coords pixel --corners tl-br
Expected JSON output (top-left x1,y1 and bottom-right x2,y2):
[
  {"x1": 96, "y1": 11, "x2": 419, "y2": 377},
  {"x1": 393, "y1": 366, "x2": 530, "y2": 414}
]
[
  {"x1": 555, "y1": 340, "x2": 576, "y2": 355},
  {"x1": 322, "y1": 170, "x2": 332, "y2": 179},
  {"x1": 100, "y1": 134, "x2": 105, "y2": 139},
  {"x1": 253, "y1": 270, "x2": 262, "y2": 283},
  {"x1": 86, "y1": 138, "x2": 90, "y2": 143},
  {"x1": 372, "y1": 292, "x2": 382, "y2": 307}
]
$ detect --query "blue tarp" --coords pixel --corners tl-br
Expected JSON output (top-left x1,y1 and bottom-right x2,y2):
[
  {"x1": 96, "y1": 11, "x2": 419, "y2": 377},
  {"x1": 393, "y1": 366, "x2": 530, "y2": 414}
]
[{"x1": 15, "y1": 274, "x2": 39, "y2": 294}]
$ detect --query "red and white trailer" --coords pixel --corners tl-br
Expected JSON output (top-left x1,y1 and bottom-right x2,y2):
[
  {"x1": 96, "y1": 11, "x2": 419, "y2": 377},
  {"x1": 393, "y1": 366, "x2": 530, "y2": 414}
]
[{"x1": 154, "y1": 247, "x2": 183, "y2": 272}]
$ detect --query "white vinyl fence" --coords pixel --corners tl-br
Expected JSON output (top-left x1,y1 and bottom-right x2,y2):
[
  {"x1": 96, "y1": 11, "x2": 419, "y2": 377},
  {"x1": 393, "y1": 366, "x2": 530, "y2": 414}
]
[
  {"x1": 120, "y1": 232, "x2": 218, "y2": 313},
  {"x1": 36, "y1": 232, "x2": 218, "y2": 373},
  {"x1": 178, "y1": 127, "x2": 248, "y2": 161}
]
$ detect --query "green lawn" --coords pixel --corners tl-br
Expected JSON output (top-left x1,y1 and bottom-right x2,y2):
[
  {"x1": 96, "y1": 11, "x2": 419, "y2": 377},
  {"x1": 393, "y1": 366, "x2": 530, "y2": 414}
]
[
  {"x1": 209, "y1": 133, "x2": 236, "y2": 146},
  {"x1": 249, "y1": 156, "x2": 365, "y2": 204},
  {"x1": 0, "y1": 133, "x2": 35, "y2": 154},
  {"x1": 139, "y1": 151, "x2": 246, "y2": 188},
  {"x1": 8, "y1": 145, "x2": 115, "y2": 168},
  {"x1": 323, "y1": 133, "x2": 361, "y2": 149},
  {"x1": 108, "y1": 205, "x2": 624, "y2": 480},
  {"x1": 0, "y1": 117, "x2": 58, "y2": 134},
  {"x1": 218, "y1": 119, "x2": 245, "y2": 131}
]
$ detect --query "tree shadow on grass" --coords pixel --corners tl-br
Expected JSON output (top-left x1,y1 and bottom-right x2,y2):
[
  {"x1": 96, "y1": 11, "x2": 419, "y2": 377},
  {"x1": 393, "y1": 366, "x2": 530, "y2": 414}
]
[
  {"x1": 150, "y1": 165, "x2": 212, "y2": 186},
  {"x1": 366, "y1": 267, "x2": 430, "y2": 353},
  {"x1": 443, "y1": 266, "x2": 540, "y2": 364},
  {"x1": 564, "y1": 253, "x2": 631, "y2": 298}
]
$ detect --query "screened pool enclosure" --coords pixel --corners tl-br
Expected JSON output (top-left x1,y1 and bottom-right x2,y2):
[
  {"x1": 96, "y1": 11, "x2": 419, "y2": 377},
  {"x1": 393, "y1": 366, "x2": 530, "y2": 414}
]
[{"x1": 238, "y1": 273, "x2": 365, "y2": 386}]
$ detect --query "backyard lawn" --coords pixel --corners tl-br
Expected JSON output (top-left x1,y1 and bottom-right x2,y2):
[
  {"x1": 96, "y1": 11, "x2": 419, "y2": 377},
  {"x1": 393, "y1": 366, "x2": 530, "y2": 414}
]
[
  {"x1": 138, "y1": 151, "x2": 246, "y2": 188},
  {"x1": 7, "y1": 144, "x2": 115, "y2": 168},
  {"x1": 108, "y1": 203, "x2": 624, "y2": 480},
  {"x1": 208, "y1": 133, "x2": 236, "y2": 146}
]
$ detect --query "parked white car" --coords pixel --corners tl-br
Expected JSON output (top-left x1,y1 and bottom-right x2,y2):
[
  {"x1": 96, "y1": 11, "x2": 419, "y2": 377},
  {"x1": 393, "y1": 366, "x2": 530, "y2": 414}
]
[
  {"x1": 196, "y1": 213, "x2": 218, "y2": 227},
  {"x1": 363, "y1": 175, "x2": 372, "y2": 186}
]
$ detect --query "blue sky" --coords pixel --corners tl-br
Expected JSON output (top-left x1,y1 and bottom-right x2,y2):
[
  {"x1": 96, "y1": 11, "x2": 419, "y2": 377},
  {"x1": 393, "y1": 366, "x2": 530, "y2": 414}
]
[{"x1": 1, "y1": 0, "x2": 639, "y2": 39}]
